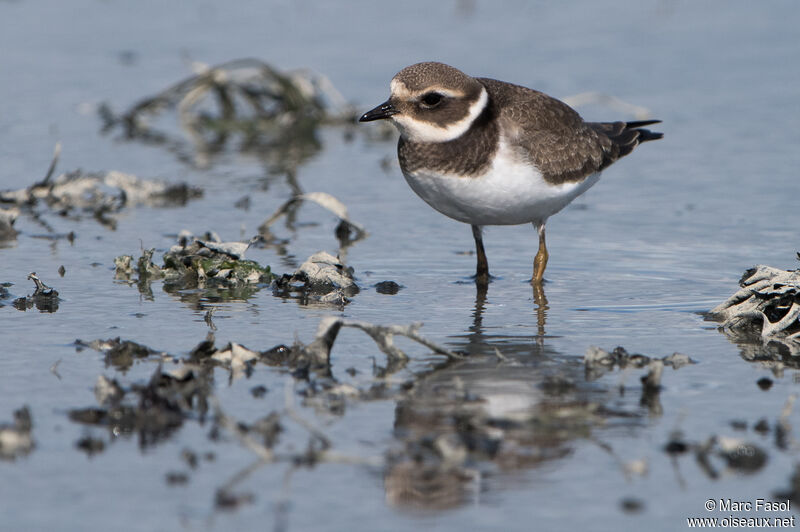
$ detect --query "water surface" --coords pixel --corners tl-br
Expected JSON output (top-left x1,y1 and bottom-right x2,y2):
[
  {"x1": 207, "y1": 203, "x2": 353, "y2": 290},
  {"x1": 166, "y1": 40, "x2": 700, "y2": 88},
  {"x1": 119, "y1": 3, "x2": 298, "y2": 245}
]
[{"x1": 1, "y1": 1, "x2": 800, "y2": 530}]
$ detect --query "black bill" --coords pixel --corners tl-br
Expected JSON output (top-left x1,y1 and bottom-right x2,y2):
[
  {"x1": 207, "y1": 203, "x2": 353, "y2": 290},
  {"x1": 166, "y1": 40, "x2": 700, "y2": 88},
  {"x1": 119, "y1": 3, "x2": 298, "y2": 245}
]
[{"x1": 359, "y1": 100, "x2": 398, "y2": 122}]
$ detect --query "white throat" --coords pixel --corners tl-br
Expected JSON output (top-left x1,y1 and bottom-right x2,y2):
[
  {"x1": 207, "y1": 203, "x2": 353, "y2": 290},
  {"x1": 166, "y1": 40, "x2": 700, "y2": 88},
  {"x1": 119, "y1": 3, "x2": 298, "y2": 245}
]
[{"x1": 392, "y1": 86, "x2": 488, "y2": 143}]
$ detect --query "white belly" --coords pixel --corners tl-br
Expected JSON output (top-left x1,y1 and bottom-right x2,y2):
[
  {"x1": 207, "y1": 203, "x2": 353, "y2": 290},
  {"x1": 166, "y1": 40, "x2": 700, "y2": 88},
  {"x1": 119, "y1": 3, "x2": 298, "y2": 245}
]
[{"x1": 402, "y1": 141, "x2": 600, "y2": 226}]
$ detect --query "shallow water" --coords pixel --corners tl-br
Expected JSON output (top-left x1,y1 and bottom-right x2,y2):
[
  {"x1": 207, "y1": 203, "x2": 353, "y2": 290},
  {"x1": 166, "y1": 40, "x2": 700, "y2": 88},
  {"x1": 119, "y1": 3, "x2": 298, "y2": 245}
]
[{"x1": 2, "y1": 1, "x2": 800, "y2": 531}]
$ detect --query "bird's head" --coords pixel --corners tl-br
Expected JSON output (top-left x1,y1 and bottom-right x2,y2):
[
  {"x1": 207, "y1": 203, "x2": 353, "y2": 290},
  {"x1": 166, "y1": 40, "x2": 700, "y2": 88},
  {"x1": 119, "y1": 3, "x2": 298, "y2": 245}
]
[{"x1": 359, "y1": 62, "x2": 488, "y2": 143}]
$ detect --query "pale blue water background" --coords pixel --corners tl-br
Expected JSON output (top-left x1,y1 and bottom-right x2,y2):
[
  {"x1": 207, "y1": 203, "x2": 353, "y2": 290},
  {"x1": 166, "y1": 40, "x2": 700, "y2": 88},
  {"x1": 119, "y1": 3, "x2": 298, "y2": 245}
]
[{"x1": 1, "y1": 1, "x2": 800, "y2": 530}]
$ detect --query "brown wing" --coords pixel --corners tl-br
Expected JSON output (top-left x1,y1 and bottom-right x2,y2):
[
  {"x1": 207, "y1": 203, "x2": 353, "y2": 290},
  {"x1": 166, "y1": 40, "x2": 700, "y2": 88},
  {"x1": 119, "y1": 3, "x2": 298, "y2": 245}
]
[{"x1": 478, "y1": 78, "x2": 661, "y2": 184}]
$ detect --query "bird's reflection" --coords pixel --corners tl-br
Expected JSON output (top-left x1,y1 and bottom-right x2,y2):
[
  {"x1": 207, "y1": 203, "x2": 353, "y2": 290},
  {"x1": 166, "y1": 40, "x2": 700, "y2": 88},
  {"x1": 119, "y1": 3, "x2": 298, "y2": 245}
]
[
  {"x1": 532, "y1": 282, "x2": 548, "y2": 340},
  {"x1": 460, "y1": 280, "x2": 550, "y2": 357},
  {"x1": 384, "y1": 281, "x2": 643, "y2": 510}
]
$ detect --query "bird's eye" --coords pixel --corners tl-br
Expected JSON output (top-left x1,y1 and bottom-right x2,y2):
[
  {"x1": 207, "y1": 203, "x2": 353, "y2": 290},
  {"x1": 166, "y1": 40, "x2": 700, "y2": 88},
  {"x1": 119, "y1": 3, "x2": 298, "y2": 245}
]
[{"x1": 420, "y1": 92, "x2": 443, "y2": 108}]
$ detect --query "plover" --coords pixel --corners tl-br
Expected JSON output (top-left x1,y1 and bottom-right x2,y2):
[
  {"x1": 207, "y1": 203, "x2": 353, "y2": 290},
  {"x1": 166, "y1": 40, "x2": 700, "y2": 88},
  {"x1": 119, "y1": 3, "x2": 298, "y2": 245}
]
[{"x1": 360, "y1": 62, "x2": 662, "y2": 285}]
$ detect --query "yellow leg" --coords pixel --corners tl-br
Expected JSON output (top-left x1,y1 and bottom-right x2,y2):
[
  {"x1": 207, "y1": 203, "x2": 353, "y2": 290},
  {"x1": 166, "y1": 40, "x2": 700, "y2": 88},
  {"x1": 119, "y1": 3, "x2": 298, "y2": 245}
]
[{"x1": 532, "y1": 223, "x2": 548, "y2": 285}]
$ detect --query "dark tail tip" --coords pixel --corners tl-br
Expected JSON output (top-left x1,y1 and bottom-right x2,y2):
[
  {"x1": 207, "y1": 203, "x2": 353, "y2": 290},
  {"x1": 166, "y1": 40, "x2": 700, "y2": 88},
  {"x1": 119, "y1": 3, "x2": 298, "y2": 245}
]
[
  {"x1": 627, "y1": 120, "x2": 663, "y2": 143},
  {"x1": 637, "y1": 129, "x2": 663, "y2": 142},
  {"x1": 626, "y1": 119, "x2": 662, "y2": 129}
]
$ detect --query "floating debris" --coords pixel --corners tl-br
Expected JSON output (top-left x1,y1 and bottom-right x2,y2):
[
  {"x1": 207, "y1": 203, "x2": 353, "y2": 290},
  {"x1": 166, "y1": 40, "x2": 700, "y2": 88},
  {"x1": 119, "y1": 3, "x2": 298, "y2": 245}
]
[
  {"x1": 619, "y1": 497, "x2": 645, "y2": 514},
  {"x1": 165, "y1": 471, "x2": 189, "y2": 486},
  {"x1": 113, "y1": 249, "x2": 163, "y2": 300},
  {"x1": 714, "y1": 436, "x2": 768, "y2": 472},
  {"x1": 273, "y1": 251, "x2": 358, "y2": 306},
  {"x1": 641, "y1": 359, "x2": 664, "y2": 392},
  {"x1": 214, "y1": 489, "x2": 255, "y2": 511},
  {"x1": 757, "y1": 377, "x2": 774, "y2": 391},
  {"x1": 665, "y1": 426, "x2": 774, "y2": 481},
  {"x1": 710, "y1": 262, "x2": 800, "y2": 356},
  {"x1": 730, "y1": 419, "x2": 748, "y2": 431},
  {"x1": 115, "y1": 233, "x2": 273, "y2": 301},
  {"x1": 66, "y1": 316, "x2": 696, "y2": 518},
  {"x1": 754, "y1": 418, "x2": 771, "y2": 434},
  {"x1": 162, "y1": 234, "x2": 270, "y2": 286},
  {"x1": 100, "y1": 58, "x2": 355, "y2": 169},
  {"x1": 584, "y1": 347, "x2": 695, "y2": 418},
  {"x1": 95, "y1": 375, "x2": 125, "y2": 405},
  {"x1": 77, "y1": 316, "x2": 459, "y2": 383},
  {"x1": 250, "y1": 385, "x2": 268, "y2": 398},
  {"x1": 76, "y1": 435, "x2": 106, "y2": 456},
  {"x1": 303, "y1": 316, "x2": 464, "y2": 366},
  {"x1": 196, "y1": 239, "x2": 252, "y2": 260},
  {"x1": 1, "y1": 166, "x2": 202, "y2": 231},
  {"x1": 210, "y1": 341, "x2": 261, "y2": 379},
  {"x1": 374, "y1": 281, "x2": 402, "y2": 295},
  {"x1": 664, "y1": 434, "x2": 690, "y2": 456},
  {"x1": 583, "y1": 346, "x2": 695, "y2": 381},
  {"x1": 76, "y1": 337, "x2": 162, "y2": 372},
  {"x1": 69, "y1": 363, "x2": 212, "y2": 450},
  {"x1": 259, "y1": 192, "x2": 367, "y2": 247},
  {"x1": 50, "y1": 359, "x2": 62, "y2": 380},
  {"x1": 181, "y1": 449, "x2": 199, "y2": 469},
  {"x1": 12, "y1": 272, "x2": 60, "y2": 313},
  {"x1": 0, "y1": 407, "x2": 34, "y2": 460},
  {"x1": 202, "y1": 316, "x2": 461, "y2": 375}
]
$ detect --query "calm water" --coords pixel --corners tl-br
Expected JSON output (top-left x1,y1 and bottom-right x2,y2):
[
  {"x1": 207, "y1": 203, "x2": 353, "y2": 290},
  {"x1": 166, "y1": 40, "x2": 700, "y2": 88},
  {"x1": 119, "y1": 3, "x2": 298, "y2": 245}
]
[{"x1": 2, "y1": 1, "x2": 800, "y2": 531}]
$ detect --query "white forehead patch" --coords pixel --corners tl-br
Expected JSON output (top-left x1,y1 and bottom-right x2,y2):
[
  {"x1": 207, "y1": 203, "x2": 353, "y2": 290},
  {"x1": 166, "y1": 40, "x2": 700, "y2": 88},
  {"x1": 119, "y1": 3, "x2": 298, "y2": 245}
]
[
  {"x1": 390, "y1": 78, "x2": 408, "y2": 98},
  {"x1": 390, "y1": 78, "x2": 464, "y2": 100},
  {"x1": 391, "y1": 86, "x2": 488, "y2": 143}
]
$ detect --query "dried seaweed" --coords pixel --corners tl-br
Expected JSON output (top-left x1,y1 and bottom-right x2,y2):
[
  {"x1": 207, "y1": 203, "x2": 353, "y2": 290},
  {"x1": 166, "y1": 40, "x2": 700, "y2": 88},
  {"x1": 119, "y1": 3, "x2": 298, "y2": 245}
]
[
  {"x1": 75, "y1": 337, "x2": 163, "y2": 372},
  {"x1": 69, "y1": 363, "x2": 212, "y2": 450},
  {"x1": 12, "y1": 272, "x2": 60, "y2": 313},
  {"x1": 665, "y1": 394, "x2": 797, "y2": 488},
  {"x1": 272, "y1": 252, "x2": 359, "y2": 307},
  {"x1": 100, "y1": 59, "x2": 356, "y2": 169},
  {"x1": 1, "y1": 145, "x2": 202, "y2": 231},
  {"x1": 710, "y1": 262, "x2": 800, "y2": 358},
  {"x1": 63, "y1": 314, "x2": 728, "y2": 520},
  {"x1": 583, "y1": 346, "x2": 696, "y2": 418},
  {"x1": 257, "y1": 191, "x2": 368, "y2": 268},
  {"x1": 666, "y1": 433, "x2": 768, "y2": 479},
  {"x1": 115, "y1": 233, "x2": 274, "y2": 301},
  {"x1": 583, "y1": 346, "x2": 695, "y2": 381},
  {"x1": 65, "y1": 314, "x2": 459, "y2": 475},
  {"x1": 259, "y1": 192, "x2": 367, "y2": 246}
]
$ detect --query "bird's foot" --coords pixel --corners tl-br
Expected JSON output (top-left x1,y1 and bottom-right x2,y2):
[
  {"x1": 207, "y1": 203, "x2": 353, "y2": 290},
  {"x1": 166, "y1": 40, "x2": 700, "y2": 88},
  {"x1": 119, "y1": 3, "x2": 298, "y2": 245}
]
[{"x1": 471, "y1": 271, "x2": 495, "y2": 286}]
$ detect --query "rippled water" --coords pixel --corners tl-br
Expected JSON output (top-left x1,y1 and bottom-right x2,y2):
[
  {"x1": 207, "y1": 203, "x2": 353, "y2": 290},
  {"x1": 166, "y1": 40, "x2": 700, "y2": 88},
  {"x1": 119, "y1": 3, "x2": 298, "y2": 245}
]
[{"x1": 2, "y1": 1, "x2": 800, "y2": 531}]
